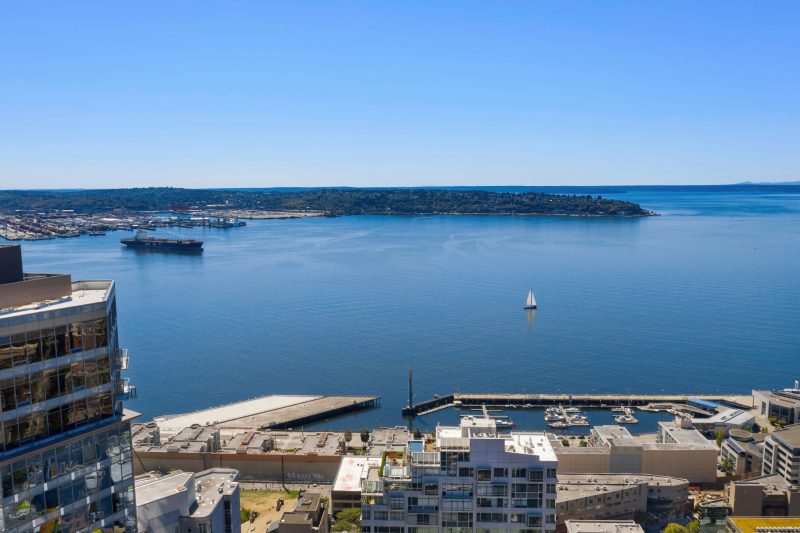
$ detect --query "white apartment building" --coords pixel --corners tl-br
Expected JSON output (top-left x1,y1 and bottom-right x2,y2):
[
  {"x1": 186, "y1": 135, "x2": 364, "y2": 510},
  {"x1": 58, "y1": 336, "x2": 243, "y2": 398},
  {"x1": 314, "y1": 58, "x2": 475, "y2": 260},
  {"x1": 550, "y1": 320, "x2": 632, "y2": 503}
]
[
  {"x1": 762, "y1": 425, "x2": 800, "y2": 485},
  {"x1": 360, "y1": 415, "x2": 558, "y2": 533}
]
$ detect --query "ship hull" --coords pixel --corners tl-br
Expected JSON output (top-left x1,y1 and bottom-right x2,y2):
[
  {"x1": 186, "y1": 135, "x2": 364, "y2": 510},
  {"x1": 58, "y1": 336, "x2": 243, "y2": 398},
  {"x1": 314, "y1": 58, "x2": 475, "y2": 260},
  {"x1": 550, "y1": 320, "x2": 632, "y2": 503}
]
[{"x1": 120, "y1": 239, "x2": 203, "y2": 252}]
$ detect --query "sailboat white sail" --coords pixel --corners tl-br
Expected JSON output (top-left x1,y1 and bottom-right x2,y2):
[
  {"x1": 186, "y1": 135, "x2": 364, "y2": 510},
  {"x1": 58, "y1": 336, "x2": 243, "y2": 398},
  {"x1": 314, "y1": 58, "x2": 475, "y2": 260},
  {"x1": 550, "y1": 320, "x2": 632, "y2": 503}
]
[{"x1": 524, "y1": 289, "x2": 537, "y2": 309}]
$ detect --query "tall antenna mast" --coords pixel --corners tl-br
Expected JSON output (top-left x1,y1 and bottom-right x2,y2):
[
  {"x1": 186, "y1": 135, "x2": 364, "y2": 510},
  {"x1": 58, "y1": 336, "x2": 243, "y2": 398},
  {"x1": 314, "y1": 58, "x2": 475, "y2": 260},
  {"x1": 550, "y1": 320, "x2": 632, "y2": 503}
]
[{"x1": 408, "y1": 367, "x2": 414, "y2": 415}]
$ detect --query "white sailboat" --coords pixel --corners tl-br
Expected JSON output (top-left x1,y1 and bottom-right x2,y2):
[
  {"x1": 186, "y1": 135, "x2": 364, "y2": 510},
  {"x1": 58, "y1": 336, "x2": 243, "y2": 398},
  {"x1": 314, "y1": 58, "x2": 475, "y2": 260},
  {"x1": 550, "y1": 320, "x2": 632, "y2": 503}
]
[{"x1": 524, "y1": 289, "x2": 537, "y2": 310}]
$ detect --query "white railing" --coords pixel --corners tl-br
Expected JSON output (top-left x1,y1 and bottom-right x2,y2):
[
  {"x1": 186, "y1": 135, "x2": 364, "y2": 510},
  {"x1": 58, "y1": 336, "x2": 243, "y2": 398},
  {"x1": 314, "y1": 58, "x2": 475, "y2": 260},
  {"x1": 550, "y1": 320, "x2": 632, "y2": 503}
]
[{"x1": 118, "y1": 348, "x2": 129, "y2": 370}]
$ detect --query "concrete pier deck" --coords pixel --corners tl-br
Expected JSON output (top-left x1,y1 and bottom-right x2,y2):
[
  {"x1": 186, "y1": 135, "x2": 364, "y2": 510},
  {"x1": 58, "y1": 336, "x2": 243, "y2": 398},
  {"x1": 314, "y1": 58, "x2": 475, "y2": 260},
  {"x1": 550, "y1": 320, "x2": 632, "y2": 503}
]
[
  {"x1": 402, "y1": 392, "x2": 754, "y2": 416},
  {"x1": 154, "y1": 394, "x2": 380, "y2": 435}
]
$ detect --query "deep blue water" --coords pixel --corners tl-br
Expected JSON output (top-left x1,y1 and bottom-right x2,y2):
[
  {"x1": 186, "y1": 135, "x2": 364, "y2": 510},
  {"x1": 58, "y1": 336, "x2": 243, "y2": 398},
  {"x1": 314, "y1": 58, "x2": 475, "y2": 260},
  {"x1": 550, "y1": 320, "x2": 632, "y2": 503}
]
[{"x1": 8, "y1": 190, "x2": 800, "y2": 432}]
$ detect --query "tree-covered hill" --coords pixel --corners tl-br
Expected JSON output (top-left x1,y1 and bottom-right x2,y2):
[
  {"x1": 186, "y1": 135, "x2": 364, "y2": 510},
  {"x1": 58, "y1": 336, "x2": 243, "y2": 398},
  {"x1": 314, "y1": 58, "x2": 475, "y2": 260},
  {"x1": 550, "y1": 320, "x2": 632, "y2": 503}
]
[{"x1": 0, "y1": 187, "x2": 652, "y2": 216}]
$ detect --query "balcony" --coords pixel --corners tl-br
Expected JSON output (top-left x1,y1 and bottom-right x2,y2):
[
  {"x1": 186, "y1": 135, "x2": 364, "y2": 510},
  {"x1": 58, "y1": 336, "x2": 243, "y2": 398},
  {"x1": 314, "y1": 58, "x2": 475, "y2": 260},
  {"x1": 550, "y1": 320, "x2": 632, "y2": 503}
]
[
  {"x1": 412, "y1": 451, "x2": 441, "y2": 465},
  {"x1": 117, "y1": 348, "x2": 129, "y2": 370},
  {"x1": 118, "y1": 378, "x2": 137, "y2": 400}
]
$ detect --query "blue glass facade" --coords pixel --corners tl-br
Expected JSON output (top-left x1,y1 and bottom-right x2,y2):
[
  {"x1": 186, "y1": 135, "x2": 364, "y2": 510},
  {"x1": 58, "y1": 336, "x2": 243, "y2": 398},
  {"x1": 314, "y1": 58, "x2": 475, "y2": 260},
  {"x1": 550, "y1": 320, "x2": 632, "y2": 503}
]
[{"x1": 1, "y1": 280, "x2": 138, "y2": 533}]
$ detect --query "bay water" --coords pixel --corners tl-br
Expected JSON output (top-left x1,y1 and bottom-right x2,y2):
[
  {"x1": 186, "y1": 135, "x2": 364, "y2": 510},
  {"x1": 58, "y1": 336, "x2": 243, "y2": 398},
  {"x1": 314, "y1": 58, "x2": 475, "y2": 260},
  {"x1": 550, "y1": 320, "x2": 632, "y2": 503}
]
[{"x1": 11, "y1": 190, "x2": 800, "y2": 432}]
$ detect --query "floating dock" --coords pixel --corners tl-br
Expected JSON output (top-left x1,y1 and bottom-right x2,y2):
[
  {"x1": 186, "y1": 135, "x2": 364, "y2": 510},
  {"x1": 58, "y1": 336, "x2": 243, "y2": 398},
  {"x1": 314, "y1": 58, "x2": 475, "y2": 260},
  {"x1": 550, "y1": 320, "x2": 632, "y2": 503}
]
[
  {"x1": 402, "y1": 392, "x2": 753, "y2": 417},
  {"x1": 154, "y1": 394, "x2": 380, "y2": 436}
]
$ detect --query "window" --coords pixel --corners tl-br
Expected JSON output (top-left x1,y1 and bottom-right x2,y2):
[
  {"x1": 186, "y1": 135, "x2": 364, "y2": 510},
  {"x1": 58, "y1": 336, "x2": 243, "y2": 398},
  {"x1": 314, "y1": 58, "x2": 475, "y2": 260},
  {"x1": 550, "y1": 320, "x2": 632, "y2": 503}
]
[
  {"x1": 493, "y1": 468, "x2": 507, "y2": 478},
  {"x1": 546, "y1": 468, "x2": 557, "y2": 479},
  {"x1": 458, "y1": 467, "x2": 473, "y2": 477},
  {"x1": 528, "y1": 515, "x2": 542, "y2": 527},
  {"x1": 512, "y1": 468, "x2": 527, "y2": 478},
  {"x1": 477, "y1": 512, "x2": 507, "y2": 523},
  {"x1": 477, "y1": 469, "x2": 492, "y2": 481},
  {"x1": 528, "y1": 469, "x2": 543, "y2": 482}
]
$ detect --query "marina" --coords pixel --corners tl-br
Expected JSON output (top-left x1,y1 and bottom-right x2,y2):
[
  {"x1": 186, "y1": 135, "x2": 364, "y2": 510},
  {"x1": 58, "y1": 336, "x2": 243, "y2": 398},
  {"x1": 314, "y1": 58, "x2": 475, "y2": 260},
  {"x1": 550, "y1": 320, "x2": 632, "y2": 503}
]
[
  {"x1": 402, "y1": 392, "x2": 753, "y2": 417},
  {"x1": 544, "y1": 405, "x2": 590, "y2": 428},
  {"x1": 613, "y1": 406, "x2": 639, "y2": 424}
]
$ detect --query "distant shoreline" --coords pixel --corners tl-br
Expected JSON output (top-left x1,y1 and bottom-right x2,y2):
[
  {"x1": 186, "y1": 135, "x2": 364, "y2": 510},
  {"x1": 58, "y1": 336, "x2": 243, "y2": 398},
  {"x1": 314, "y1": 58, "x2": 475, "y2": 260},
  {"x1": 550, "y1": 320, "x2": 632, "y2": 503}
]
[{"x1": 0, "y1": 187, "x2": 651, "y2": 217}]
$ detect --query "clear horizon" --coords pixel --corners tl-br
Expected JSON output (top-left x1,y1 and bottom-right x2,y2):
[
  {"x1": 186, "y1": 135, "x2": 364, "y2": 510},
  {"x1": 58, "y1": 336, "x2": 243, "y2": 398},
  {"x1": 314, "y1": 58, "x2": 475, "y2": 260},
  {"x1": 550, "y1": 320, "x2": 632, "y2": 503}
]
[
  {"x1": 4, "y1": 180, "x2": 800, "y2": 192},
  {"x1": 1, "y1": 1, "x2": 798, "y2": 189}
]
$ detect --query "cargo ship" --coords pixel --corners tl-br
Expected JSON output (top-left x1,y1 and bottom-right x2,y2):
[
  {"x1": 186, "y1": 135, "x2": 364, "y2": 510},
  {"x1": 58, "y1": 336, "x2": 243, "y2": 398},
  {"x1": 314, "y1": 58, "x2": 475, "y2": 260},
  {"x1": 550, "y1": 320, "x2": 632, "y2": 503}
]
[{"x1": 120, "y1": 230, "x2": 203, "y2": 252}]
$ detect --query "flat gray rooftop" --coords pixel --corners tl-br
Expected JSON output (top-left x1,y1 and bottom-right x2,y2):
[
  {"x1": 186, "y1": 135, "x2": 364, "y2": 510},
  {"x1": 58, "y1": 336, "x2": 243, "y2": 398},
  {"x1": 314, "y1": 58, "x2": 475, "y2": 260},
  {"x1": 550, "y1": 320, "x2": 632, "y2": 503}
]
[
  {"x1": 771, "y1": 424, "x2": 800, "y2": 448},
  {"x1": 566, "y1": 520, "x2": 644, "y2": 533}
]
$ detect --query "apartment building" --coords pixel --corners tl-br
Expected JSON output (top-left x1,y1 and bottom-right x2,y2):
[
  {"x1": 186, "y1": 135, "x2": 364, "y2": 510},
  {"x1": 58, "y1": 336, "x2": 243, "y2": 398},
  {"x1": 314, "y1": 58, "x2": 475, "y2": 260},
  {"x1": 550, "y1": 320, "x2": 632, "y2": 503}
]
[
  {"x1": 762, "y1": 425, "x2": 800, "y2": 485},
  {"x1": 726, "y1": 474, "x2": 800, "y2": 517},
  {"x1": 557, "y1": 473, "x2": 690, "y2": 527},
  {"x1": 360, "y1": 415, "x2": 558, "y2": 533},
  {"x1": 720, "y1": 431, "x2": 764, "y2": 479},
  {"x1": 754, "y1": 388, "x2": 800, "y2": 426}
]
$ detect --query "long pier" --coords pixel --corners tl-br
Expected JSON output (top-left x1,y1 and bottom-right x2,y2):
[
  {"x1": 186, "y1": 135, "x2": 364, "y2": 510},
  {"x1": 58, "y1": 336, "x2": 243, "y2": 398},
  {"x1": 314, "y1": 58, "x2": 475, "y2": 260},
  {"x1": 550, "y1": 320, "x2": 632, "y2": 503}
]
[
  {"x1": 401, "y1": 392, "x2": 753, "y2": 417},
  {"x1": 155, "y1": 395, "x2": 381, "y2": 436}
]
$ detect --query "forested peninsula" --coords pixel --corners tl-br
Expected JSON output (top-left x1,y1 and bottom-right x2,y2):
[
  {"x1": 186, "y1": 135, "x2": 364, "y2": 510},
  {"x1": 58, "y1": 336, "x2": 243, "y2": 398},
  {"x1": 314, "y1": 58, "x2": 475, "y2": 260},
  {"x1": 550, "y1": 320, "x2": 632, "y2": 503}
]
[{"x1": 0, "y1": 188, "x2": 652, "y2": 217}]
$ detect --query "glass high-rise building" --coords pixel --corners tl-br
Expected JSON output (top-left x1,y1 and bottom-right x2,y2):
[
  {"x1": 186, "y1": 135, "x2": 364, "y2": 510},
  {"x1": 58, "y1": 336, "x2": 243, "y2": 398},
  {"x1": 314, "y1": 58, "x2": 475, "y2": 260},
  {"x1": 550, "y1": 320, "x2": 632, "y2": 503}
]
[{"x1": 0, "y1": 245, "x2": 138, "y2": 533}]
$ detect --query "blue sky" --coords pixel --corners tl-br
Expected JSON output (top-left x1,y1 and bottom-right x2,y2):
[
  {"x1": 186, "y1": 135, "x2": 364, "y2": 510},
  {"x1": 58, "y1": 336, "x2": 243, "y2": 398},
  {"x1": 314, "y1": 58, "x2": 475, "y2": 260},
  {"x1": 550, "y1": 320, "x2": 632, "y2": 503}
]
[{"x1": 1, "y1": 1, "x2": 798, "y2": 188}]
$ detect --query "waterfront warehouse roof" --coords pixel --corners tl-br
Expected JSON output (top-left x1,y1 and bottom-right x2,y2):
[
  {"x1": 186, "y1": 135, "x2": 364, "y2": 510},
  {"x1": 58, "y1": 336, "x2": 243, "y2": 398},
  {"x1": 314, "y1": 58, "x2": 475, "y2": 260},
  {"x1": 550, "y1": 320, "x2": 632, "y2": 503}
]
[
  {"x1": 688, "y1": 398, "x2": 719, "y2": 410},
  {"x1": 692, "y1": 409, "x2": 755, "y2": 427},
  {"x1": 592, "y1": 425, "x2": 640, "y2": 447},
  {"x1": 657, "y1": 421, "x2": 717, "y2": 449}
]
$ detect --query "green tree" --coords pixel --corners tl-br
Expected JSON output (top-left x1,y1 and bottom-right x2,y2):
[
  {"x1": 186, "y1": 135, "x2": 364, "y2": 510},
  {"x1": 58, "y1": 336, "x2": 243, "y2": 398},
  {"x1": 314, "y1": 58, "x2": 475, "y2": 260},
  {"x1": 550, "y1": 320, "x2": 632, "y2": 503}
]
[
  {"x1": 360, "y1": 429, "x2": 370, "y2": 444},
  {"x1": 240, "y1": 508, "x2": 255, "y2": 523},
  {"x1": 413, "y1": 428, "x2": 422, "y2": 440},
  {"x1": 333, "y1": 507, "x2": 362, "y2": 532},
  {"x1": 687, "y1": 521, "x2": 701, "y2": 533},
  {"x1": 579, "y1": 440, "x2": 588, "y2": 447},
  {"x1": 344, "y1": 430, "x2": 352, "y2": 444},
  {"x1": 561, "y1": 439, "x2": 570, "y2": 447},
  {"x1": 715, "y1": 431, "x2": 725, "y2": 446},
  {"x1": 663, "y1": 523, "x2": 687, "y2": 533},
  {"x1": 721, "y1": 458, "x2": 735, "y2": 475}
]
